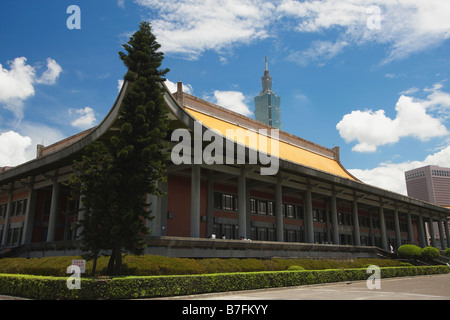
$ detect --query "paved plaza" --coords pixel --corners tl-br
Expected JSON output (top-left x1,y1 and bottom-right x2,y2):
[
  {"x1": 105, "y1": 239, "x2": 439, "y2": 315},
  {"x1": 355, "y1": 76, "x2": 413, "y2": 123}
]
[{"x1": 165, "y1": 273, "x2": 450, "y2": 300}]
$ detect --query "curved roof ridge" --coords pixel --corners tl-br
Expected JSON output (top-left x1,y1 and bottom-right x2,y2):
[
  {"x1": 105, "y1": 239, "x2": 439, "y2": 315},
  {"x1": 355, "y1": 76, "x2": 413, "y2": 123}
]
[{"x1": 0, "y1": 81, "x2": 130, "y2": 184}]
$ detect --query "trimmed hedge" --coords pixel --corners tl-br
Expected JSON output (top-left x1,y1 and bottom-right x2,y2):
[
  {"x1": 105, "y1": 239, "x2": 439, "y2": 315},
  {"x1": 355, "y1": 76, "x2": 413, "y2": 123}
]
[
  {"x1": 0, "y1": 265, "x2": 448, "y2": 300},
  {"x1": 0, "y1": 255, "x2": 405, "y2": 277}
]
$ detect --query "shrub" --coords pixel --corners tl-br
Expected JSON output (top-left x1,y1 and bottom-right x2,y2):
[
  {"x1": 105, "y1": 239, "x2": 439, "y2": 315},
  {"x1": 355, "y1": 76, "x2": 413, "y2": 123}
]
[
  {"x1": 443, "y1": 248, "x2": 450, "y2": 257},
  {"x1": 399, "y1": 262, "x2": 414, "y2": 267},
  {"x1": 397, "y1": 244, "x2": 422, "y2": 260},
  {"x1": 420, "y1": 247, "x2": 440, "y2": 263},
  {"x1": 287, "y1": 266, "x2": 305, "y2": 271},
  {"x1": 122, "y1": 255, "x2": 206, "y2": 276},
  {"x1": 0, "y1": 255, "x2": 405, "y2": 276}
]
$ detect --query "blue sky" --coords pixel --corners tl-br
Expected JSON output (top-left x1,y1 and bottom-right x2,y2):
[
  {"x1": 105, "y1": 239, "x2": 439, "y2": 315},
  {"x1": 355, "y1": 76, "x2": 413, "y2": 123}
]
[{"x1": 1, "y1": 0, "x2": 450, "y2": 195}]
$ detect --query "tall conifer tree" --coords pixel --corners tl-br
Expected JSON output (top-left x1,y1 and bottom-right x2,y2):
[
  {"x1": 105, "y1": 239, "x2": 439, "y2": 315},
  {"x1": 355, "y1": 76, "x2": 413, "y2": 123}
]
[{"x1": 70, "y1": 21, "x2": 170, "y2": 275}]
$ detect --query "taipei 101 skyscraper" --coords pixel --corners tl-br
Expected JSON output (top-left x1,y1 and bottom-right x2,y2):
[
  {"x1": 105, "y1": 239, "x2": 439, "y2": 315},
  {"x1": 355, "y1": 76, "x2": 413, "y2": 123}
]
[{"x1": 254, "y1": 57, "x2": 282, "y2": 129}]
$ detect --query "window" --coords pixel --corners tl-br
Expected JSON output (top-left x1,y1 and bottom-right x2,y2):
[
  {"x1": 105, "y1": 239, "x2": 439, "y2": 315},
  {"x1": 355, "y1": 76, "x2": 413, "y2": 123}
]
[
  {"x1": 313, "y1": 209, "x2": 326, "y2": 222},
  {"x1": 13, "y1": 199, "x2": 27, "y2": 216},
  {"x1": 250, "y1": 198, "x2": 256, "y2": 214},
  {"x1": 0, "y1": 204, "x2": 6, "y2": 218},
  {"x1": 16, "y1": 201, "x2": 23, "y2": 216},
  {"x1": 214, "y1": 192, "x2": 222, "y2": 209},
  {"x1": 11, "y1": 227, "x2": 22, "y2": 245},
  {"x1": 214, "y1": 192, "x2": 237, "y2": 211},
  {"x1": 340, "y1": 234, "x2": 353, "y2": 245},
  {"x1": 287, "y1": 229, "x2": 296, "y2": 242},
  {"x1": 338, "y1": 212, "x2": 352, "y2": 226},
  {"x1": 268, "y1": 228, "x2": 276, "y2": 241},
  {"x1": 286, "y1": 204, "x2": 295, "y2": 218},
  {"x1": 267, "y1": 201, "x2": 274, "y2": 216},
  {"x1": 258, "y1": 227, "x2": 268, "y2": 241},
  {"x1": 296, "y1": 205, "x2": 304, "y2": 219},
  {"x1": 360, "y1": 216, "x2": 370, "y2": 228},
  {"x1": 320, "y1": 210, "x2": 326, "y2": 222},
  {"x1": 222, "y1": 194, "x2": 235, "y2": 211},
  {"x1": 338, "y1": 212, "x2": 344, "y2": 225},
  {"x1": 360, "y1": 236, "x2": 369, "y2": 246},
  {"x1": 10, "y1": 202, "x2": 16, "y2": 217},
  {"x1": 400, "y1": 223, "x2": 408, "y2": 233},
  {"x1": 372, "y1": 218, "x2": 380, "y2": 229},
  {"x1": 344, "y1": 213, "x2": 352, "y2": 226},
  {"x1": 257, "y1": 200, "x2": 267, "y2": 215},
  {"x1": 386, "y1": 220, "x2": 394, "y2": 231},
  {"x1": 6, "y1": 226, "x2": 23, "y2": 246},
  {"x1": 314, "y1": 231, "x2": 321, "y2": 243}
]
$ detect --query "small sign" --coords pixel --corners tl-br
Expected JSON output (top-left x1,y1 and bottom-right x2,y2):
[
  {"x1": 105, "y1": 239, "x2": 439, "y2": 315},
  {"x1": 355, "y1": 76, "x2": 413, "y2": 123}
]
[{"x1": 71, "y1": 259, "x2": 86, "y2": 273}]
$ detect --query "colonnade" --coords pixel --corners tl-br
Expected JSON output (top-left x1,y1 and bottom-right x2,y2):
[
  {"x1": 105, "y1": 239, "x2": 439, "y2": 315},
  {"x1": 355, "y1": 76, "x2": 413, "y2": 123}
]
[
  {"x1": 187, "y1": 166, "x2": 450, "y2": 251},
  {"x1": 1, "y1": 165, "x2": 449, "y2": 252},
  {"x1": 0, "y1": 173, "x2": 83, "y2": 247}
]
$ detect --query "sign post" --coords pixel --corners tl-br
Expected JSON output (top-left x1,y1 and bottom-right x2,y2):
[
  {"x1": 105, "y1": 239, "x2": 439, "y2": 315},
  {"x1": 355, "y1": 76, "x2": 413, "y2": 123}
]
[{"x1": 71, "y1": 259, "x2": 86, "y2": 273}]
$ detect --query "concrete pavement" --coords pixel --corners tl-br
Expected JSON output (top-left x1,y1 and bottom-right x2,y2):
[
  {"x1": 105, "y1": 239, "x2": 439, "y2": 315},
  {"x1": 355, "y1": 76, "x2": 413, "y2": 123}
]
[{"x1": 163, "y1": 273, "x2": 450, "y2": 300}]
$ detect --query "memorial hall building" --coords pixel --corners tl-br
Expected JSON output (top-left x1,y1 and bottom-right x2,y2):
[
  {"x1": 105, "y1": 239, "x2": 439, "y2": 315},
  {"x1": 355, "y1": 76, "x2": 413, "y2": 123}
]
[{"x1": 1, "y1": 62, "x2": 449, "y2": 256}]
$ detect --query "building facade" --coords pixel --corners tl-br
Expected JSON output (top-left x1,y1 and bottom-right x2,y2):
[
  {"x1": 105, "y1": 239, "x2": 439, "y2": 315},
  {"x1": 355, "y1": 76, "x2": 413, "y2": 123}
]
[
  {"x1": 254, "y1": 57, "x2": 282, "y2": 129},
  {"x1": 405, "y1": 165, "x2": 450, "y2": 248},
  {"x1": 1, "y1": 79, "x2": 449, "y2": 253},
  {"x1": 405, "y1": 165, "x2": 450, "y2": 208}
]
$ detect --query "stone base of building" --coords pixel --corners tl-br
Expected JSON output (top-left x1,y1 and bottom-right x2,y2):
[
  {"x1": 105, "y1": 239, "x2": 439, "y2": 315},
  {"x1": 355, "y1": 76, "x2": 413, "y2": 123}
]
[{"x1": 9, "y1": 236, "x2": 393, "y2": 260}]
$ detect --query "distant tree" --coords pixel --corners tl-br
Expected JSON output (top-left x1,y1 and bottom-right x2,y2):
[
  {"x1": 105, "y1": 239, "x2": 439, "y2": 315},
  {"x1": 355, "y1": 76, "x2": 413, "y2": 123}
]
[{"x1": 70, "y1": 21, "x2": 170, "y2": 275}]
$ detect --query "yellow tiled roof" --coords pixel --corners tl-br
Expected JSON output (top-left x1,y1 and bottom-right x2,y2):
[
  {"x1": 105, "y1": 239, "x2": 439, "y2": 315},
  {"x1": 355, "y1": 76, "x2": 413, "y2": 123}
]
[{"x1": 185, "y1": 108, "x2": 356, "y2": 180}]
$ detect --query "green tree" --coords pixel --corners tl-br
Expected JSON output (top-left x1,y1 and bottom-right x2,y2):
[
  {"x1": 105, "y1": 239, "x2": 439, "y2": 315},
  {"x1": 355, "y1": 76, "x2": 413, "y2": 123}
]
[
  {"x1": 70, "y1": 21, "x2": 170, "y2": 275},
  {"x1": 69, "y1": 141, "x2": 114, "y2": 275}
]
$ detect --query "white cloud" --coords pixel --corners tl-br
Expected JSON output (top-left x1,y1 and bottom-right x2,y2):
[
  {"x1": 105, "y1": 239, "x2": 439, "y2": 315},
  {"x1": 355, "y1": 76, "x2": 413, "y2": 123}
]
[
  {"x1": 70, "y1": 107, "x2": 97, "y2": 130},
  {"x1": 164, "y1": 79, "x2": 193, "y2": 94},
  {"x1": 399, "y1": 87, "x2": 419, "y2": 95},
  {"x1": 0, "y1": 121, "x2": 65, "y2": 167},
  {"x1": 278, "y1": 0, "x2": 450, "y2": 65},
  {"x1": 0, "y1": 57, "x2": 64, "y2": 166},
  {"x1": 0, "y1": 57, "x2": 36, "y2": 102},
  {"x1": 0, "y1": 56, "x2": 62, "y2": 120},
  {"x1": 0, "y1": 131, "x2": 32, "y2": 167},
  {"x1": 117, "y1": 0, "x2": 125, "y2": 9},
  {"x1": 287, "y1": 39, "x2": 348, "y2": 67},
  {"x1": 277, "y1": 0, "x2": 368, "y2": 32},
  {"x1": 350, "y1": 145, "x2": 450, "y2": 195},
  {"x1": 164, "y1": 79, "x2": 251, "y2": 117},
  {"x1": 134, "y1": 0, "x2": 450, "y2": 64},
  {"x1": 36, "y1": 58, "x2": 63, "y2": 85},
  {"x1": 212, "y1": 90, "x2": 252, "y2": 117},
  {"x1": 423, "y1": 83, "x2": 450, "y2": 118},
  {"x1": 135, "y1": 0, "x2": 276, "y2": 59},
  {"x1": 336, "y1": 84, "x2": 449, "y2": 152}
]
